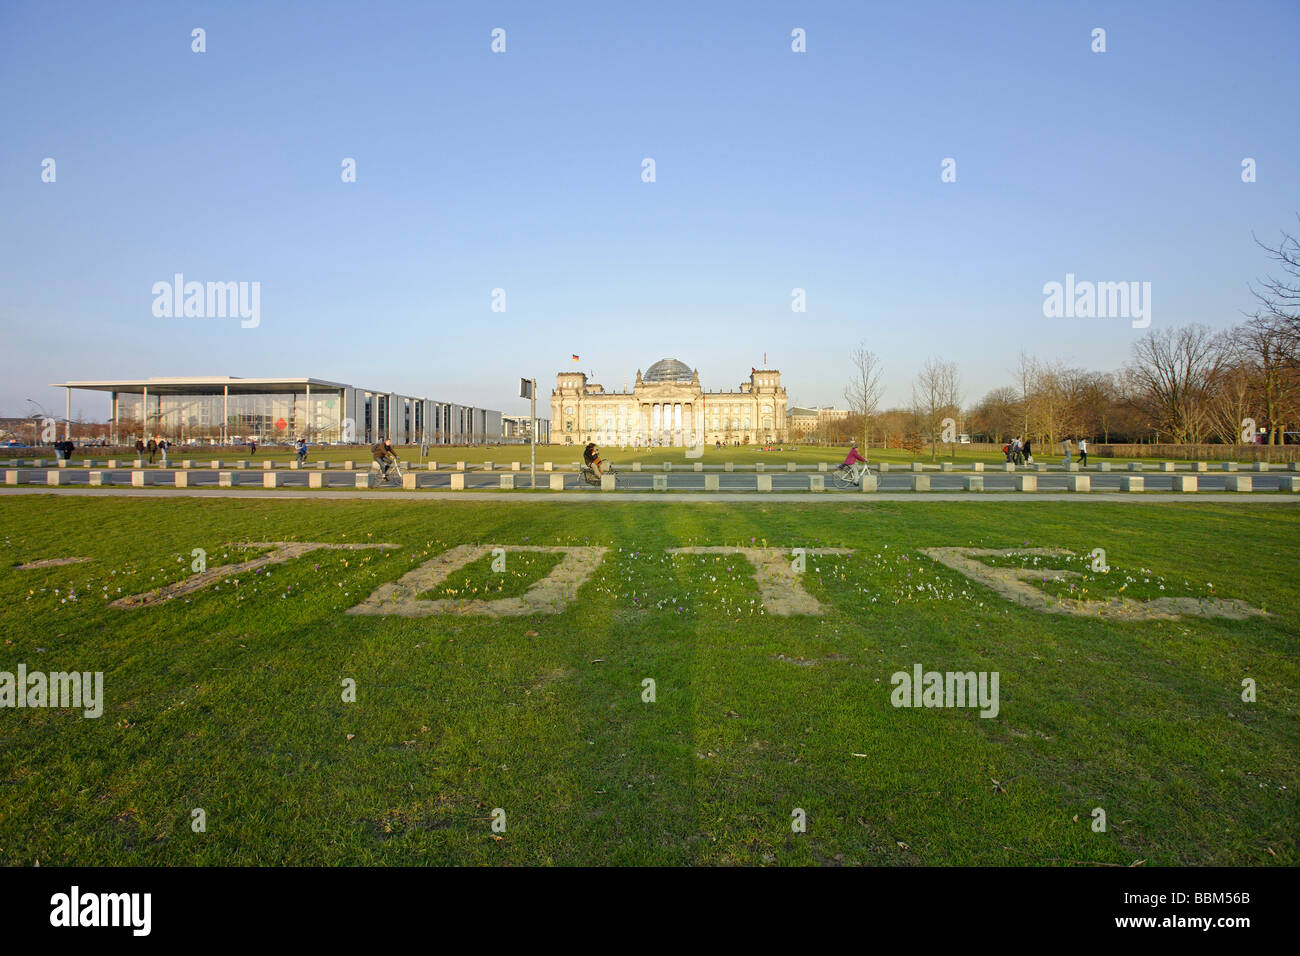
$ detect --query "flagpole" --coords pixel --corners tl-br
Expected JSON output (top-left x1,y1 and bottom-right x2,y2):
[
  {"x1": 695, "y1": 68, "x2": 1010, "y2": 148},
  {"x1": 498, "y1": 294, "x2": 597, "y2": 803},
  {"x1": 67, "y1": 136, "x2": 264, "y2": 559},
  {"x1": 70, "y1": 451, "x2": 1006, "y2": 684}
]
[{"x1": 530, "y1": 378, "x2": 536, "y2": 489}]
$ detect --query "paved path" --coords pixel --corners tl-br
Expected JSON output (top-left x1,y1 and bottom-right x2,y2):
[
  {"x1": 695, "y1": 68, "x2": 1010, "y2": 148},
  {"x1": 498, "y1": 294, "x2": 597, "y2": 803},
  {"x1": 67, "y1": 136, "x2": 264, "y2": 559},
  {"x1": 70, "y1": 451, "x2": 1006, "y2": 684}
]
[{"x1": 3, "y1": 487, "x2": 1298, "y2": 505}]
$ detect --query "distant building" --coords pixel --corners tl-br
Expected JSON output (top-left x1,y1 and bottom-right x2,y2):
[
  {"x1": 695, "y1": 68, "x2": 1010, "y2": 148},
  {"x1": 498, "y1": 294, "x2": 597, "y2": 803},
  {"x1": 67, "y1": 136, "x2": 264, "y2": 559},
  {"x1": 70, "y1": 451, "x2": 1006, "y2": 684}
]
[
  {"x1": 501, "y1": 415, "x2": 550, "y2": 444},
  {"x1": 788, "y1": 405, "x2": 849, "y2": 440},
  {"x1": 49, "y1": 377, "x2": 503, "y2": 445},
  {"x1": 551, "y1": 358, "x2": 789, "y2": 446}
]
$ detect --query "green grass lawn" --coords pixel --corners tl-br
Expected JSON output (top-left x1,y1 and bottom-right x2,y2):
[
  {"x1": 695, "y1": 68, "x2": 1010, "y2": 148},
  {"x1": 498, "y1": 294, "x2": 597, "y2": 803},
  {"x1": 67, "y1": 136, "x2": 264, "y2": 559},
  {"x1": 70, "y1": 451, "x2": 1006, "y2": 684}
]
[{"x1": 0, "y1": 496, "x2": 1296, "y2": 866}]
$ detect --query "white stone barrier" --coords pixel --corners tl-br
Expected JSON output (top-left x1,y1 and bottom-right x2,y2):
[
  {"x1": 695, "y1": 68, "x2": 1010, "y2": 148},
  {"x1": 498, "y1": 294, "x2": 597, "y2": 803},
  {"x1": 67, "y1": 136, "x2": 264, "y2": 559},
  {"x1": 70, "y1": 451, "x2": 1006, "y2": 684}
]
[
  {"x1": 600, "y1": 474, "x2": 615, "y2": 491},
  {"x1": 1224, "y1": 476, "x2": 1252, "y2": 492},
  {"x1": 309, "y1": 472, "x2": 325, "y2": 488},
  {"x1": 131, "y1": 470, "x2": 146, "y2": 487},
  {"x1": 219, "y1": 471, "x2": 233, "y2": 488},
  {"x1": 1120, "y1": 476, "x2": 1144, "y2": 492},
  {"x1": 549, "y1": 474, "x2": 565, "y2": 491},
  {"x1": 1281, "y1": 476, "x2": 1300, "y2": 492},
  {"x1": 46, "y1": 470, "x2": 61, "y2": 486},
  {"x1": 910, "y1": 475, "x2": 930, "y2": 491},
  {"x1": 174, "y1": 472, "x2": 189, "y2": 488},
  {"x1": 972, "y1": 462, "x2": 984, "y2": 472},
  {"x1": 1252, "y1": 462, "x2": 1269, "y2": 473},
  {"x1": 756, "y1": 474, "x2": 772, "y2": 491},
  {"x1": 724, "y1": 462, "x2": 734, "y2": 472},
  {"x1": 1171, "y1": 475, "x2": 1197, "y2": 493},
  {"x1": 450, "y1": 473, "x2": 466, "y2": 490},
  {"x1": 809, "y1": 475, "x2": 824, "y2": 491},
  {"x1": 4, "y1": 470, "x2": 17, "y2": 485},
  {"x1": 1015, "y1": 475, "x2": 1037, "y2": 492},
  {"x1": 965, "y1": 476, "x2": 983, "y2": 491},
  {"x1": 859, "y1": 473, "x2": 878, "y2": 492},
  {"x1": 402, "y1": 474, "x2": 418, "y2": 490},
  {"x1": 1064, "y1": 475, "x2": 1090, "y2": 492},
  {"x1": 705, "y1": 474, "x2": 720, "y2": 491},
  {"x1": 1193, "y1": 462, "x2": 1207, "y2": 472},
  {"x1": 1096, "y1": 462, "x2": 1111, "y2": 472},
  {"x1": 500, "y1": 475, "x2": 515, "y2": 489},
  {"x1": 263, "y1": 473, "x2": 279, "y2": 488},
  {"x1": 652, "y1": 475, "x2": 668, "y2": 491},
  {"x1": 355, "y1": 472, "x2": 372, "y2": 489},
  {"x1": 89, "y1": 471, "x2": 104, "y2": 486}
]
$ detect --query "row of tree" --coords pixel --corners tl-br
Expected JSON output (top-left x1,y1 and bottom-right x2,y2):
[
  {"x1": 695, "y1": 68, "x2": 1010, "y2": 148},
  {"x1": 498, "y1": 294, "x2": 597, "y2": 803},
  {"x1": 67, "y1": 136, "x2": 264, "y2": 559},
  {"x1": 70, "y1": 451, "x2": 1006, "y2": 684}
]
[{"x1": 839, "y1": 220, "x2": 1300, "y2": 451}]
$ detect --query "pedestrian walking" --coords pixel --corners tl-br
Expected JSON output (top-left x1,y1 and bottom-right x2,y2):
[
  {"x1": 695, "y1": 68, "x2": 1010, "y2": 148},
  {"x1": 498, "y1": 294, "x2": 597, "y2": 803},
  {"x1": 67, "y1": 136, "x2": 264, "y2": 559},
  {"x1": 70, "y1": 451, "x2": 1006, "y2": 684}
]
[
  {"x1": 158, "y1": 438, "x2": 169, "y2": 466},
  {"x1": 1022, "y1": 438, "x2": 1033, "y2": 464},
  {"x1": 146, "y1": 438, "x2": 157, "y2": 464},
  {"x1": 1078, "y1": 437, "x2": 1088, "y2": 466},
  {"x1": 1061, "y1": 437, "x2": 1072, "y2": 466}
]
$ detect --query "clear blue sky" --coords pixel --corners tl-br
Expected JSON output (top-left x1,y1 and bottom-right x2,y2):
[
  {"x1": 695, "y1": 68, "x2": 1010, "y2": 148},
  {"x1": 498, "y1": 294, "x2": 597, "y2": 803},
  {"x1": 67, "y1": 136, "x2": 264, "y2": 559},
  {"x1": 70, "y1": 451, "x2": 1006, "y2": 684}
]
[{"x1": 2, "y1": 0, "x2": 1296, "y2": 422}]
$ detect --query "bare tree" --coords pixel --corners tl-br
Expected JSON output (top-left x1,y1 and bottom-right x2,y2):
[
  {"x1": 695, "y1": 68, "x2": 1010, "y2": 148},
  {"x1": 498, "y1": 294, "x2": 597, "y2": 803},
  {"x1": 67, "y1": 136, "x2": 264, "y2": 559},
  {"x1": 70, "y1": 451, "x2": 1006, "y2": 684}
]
[
  {"x1": 1249, "y1": 216, "x2": 1300, "y2": 355},
  {"x1": 844, "y1": 344, "x2": 885, "y2": 450},
  {"x1": 911, "y1": 358, "x2": 962, "y2": 461},
  {"x1": 1125, "y1": 325, "x2": 1229, "y2": 444}
]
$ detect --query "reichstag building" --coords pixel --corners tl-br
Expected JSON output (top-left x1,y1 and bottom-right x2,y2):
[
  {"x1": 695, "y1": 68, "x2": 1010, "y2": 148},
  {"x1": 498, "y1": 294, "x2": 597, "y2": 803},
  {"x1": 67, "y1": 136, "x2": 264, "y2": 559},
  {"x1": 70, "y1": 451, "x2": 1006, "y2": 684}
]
[{"x1": 551, "y1": 358, "x2": 789, "y2": 447}]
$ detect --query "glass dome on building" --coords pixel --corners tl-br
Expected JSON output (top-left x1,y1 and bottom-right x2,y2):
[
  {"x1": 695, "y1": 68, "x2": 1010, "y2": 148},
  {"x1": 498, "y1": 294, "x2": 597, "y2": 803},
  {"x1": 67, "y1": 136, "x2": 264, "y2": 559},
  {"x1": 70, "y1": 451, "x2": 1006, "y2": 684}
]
[{"x1": 643, "y1": 358, "x2": 693, "y2": 383}]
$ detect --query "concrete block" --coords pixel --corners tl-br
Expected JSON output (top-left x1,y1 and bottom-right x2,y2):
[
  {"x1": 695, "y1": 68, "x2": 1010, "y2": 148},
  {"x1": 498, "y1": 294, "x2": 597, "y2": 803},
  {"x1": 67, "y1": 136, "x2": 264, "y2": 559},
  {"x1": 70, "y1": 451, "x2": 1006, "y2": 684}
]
[
  {"x1": 1096, "y1": 462, "x2": 1111, "y2": 472},
  {"x1": 600, "y1": 474, "x2": 615, "y2": 491},
  {"x1": 1120, "y1": 476, "x2": 1144, "y2": 492},
  {"x1": 500, "y1": 475, "x2": 515, "y2": 489},
  {"x1": 972, "y1": 462, "x2": 984, "y2": 472},
  {"x1": 911, "y1": 462, "x2": 923, "y2": 473},
  {"x1": 910, "y1": 475, "x2": 930, "y2": 491},
  {"x1": 1128, "y1": 462, "x2": 1144, "y2": 471},
  {"x1": 1160, "y1": 462, "x2": 1175, "y2": 472},
  {"x1": 1194, "y1": 462, "x2": 1207, "y2": 472},
  {"x1": 879, "y1": 462, "x2": 891, "y2": 473},
  {"x1": 940, "y1": 462, "x2": 953, "y2": 472},
  {"x1": 755, "y1": 462, "x2": 764, "y2": 473},
  {"x1": 511, "y1": 461, "x2": 520, "y2": 471},
  {"x1": 402, "y1": 474, "x2": 418, "y2": 490},
  {"x1": 964, "y1": 476, "x2": 983, "y2": 491},
  {"x1": 664, "y1": 462, "x2": 673, "y2": 472},
  {"x1": 1171, "y1": 475, "x2": 1197, "y2": 492},
  {"x1": 1015, "y1": 475, "x2": 1037, "y2": 492},
  {"x1": 1066, "y1": 462, "x2": 1079, "y2": 472},
  {"x1": 4, "y1": 470, "x2": 17, "y2": 485},
  {"x1": 107, "y1": 460, "x2": 120, "y2": 469},
  {"x1": 652, "y1": 475, "x2": 668, "y2": 491},
  {"x1": 1222, "y1": 462, "x2": 1238, "y2": 472},
  {"x1": 694, "y1": 462, "x2": 703, "y2": 472},
  {"x1": 549, "y1": 474, "x2": 566, "y2": 491},
  {"x1": 343, "y1": 460, "x2": 355, "y2": 470},
  {"x1": 319, "y1": 461, "x2": 330, "y2": 469},
  {"x1": 450, "y1": 473, "x2": 465, "y2": 490},
  {"x1": 355, "y1": 472, "x2": 372, "y2": 489},
  {"x1": 427, "y1": 462, "x2": 438, "y2": 470},
  {"x1": 1251, "y1": 462, "x2": 1269, "y2": 472},
  {"x1": 818, "y1": 461, "x2": 827, "y2": 472},
  {"x1": 787, "y1": 462, "x2": 797, "y2": 472},
  {"x1": 1280, "y1": 476, "x2": 1300, "y2": 492},
  {"x1": 1033, "y1": 463, "x2": 1048, "y2": 473},
  {"x1": 483, "y1": 461, "x2": 493, "y2": 471},
  {"x1": 263, "y1": 473, "x2": 279, "y2": 488},
  {"x1": 46, "y1": 470, "x2": 61, "y2": 486},
  {"x1": 724, "y1": 462, "x2": 734, "y2": 472},
  {"x1": 809, "y1": 475, "x2": 825, "y2": 491},
  {"x1": 174, "y1": 472, "x2": 189, "y2": 488},
  {"x1": 456, "y1": 461, "x2": 465, "y2": 471},
  {"x1": 1289, "y1": 461, "x2": 1300, "y2": 472},
  {"x1": 88, "y1": 471, "x2": 103, "y2": 486},
  {"x1": 132, "y1": 459, "x2": 144, "y2": 468},
  {"x1": 210, "y1": 460, "x2": 221, "y2": 469},
  {"x1": 704, "y1": 474, "x2": 720, "y2": 491},
  {"x1": 859, "y1": 473, "x2": 878, "y2": 492},
  {"x1": 756, "y1": 474, "x2": 772, "y2": 492},
  {"x1": 1064, "y1": 475, "x2": 1090, "y2": 492},
  {"x1": 56, "y1": 459, "x2": 68, "y2": 469},
  {"x1": 218, "y1": 472, "x2": 233, "y2": 488},
  {"x1": 544, "y1": 461, "x2": 553, "y2": 471},
  {"x1": 308, "y1": 472, "x2": 324, "y2": 488},
  {"x1": 1224, "y1": 476, "x2": 1252, "y2": 492},
  {"x1": 632, "y1": 462, "x2": 641, "y2": 472},
  {"x1": 289, "y1": 460, "x2": 300, "y2": 470},
  {"x1": 236, "y1": 460, "x2": 248, "y2": 469},
  {"x1": 131, "y1": 470, "x2": 145, "y2": 487},
  {"x1": 1001, "y1": 463, "x2": 1015, "y2": 472},
  {"x1": 181, "y1": 460, "x2": 193, "y2": 469}
]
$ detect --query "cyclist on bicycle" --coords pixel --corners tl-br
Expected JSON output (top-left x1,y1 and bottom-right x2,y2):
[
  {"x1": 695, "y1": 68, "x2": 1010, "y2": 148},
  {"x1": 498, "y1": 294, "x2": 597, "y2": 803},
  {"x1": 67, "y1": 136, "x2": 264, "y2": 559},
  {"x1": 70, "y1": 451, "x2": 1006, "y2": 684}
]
[
  {"x1": 843, "y1": 442, "x2": 868, "y2": 469},
  {"x1": 583, "y1": 441, "x2": 604, "y2": 478},
  {"x1": 372, "y1": 437, "x2": 399, "y2": 481}
]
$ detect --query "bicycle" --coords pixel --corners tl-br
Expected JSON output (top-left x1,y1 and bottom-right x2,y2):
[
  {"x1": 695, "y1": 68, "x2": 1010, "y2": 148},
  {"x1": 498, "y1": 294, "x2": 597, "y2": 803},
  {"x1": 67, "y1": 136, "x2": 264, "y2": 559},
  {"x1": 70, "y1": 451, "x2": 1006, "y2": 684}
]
[
  {"x1": 375, "y1": 456, "x2": 404, "y2": 485},
  {"x1": 579, "y1": 461, "x2": 617, "y2": 487},
  {"x1": 831, "y1": 461, "x2": 872, "y2": 488}
]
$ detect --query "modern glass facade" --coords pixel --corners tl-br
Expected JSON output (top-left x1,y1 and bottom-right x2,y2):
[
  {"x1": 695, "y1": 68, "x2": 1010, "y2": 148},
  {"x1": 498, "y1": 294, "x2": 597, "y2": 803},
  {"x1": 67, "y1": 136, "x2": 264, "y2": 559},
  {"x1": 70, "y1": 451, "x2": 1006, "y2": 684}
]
[{"x1": 112, "y1": 387, "x2": 346, "y2": 442}]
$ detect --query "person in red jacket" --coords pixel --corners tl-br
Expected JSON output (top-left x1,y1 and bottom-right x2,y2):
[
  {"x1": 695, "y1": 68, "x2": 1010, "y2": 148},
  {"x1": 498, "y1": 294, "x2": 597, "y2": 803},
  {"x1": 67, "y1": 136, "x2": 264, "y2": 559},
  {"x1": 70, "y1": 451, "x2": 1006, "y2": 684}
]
[{"x1": 843, "y1": 443, "x2": 868, "y2": 467}]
